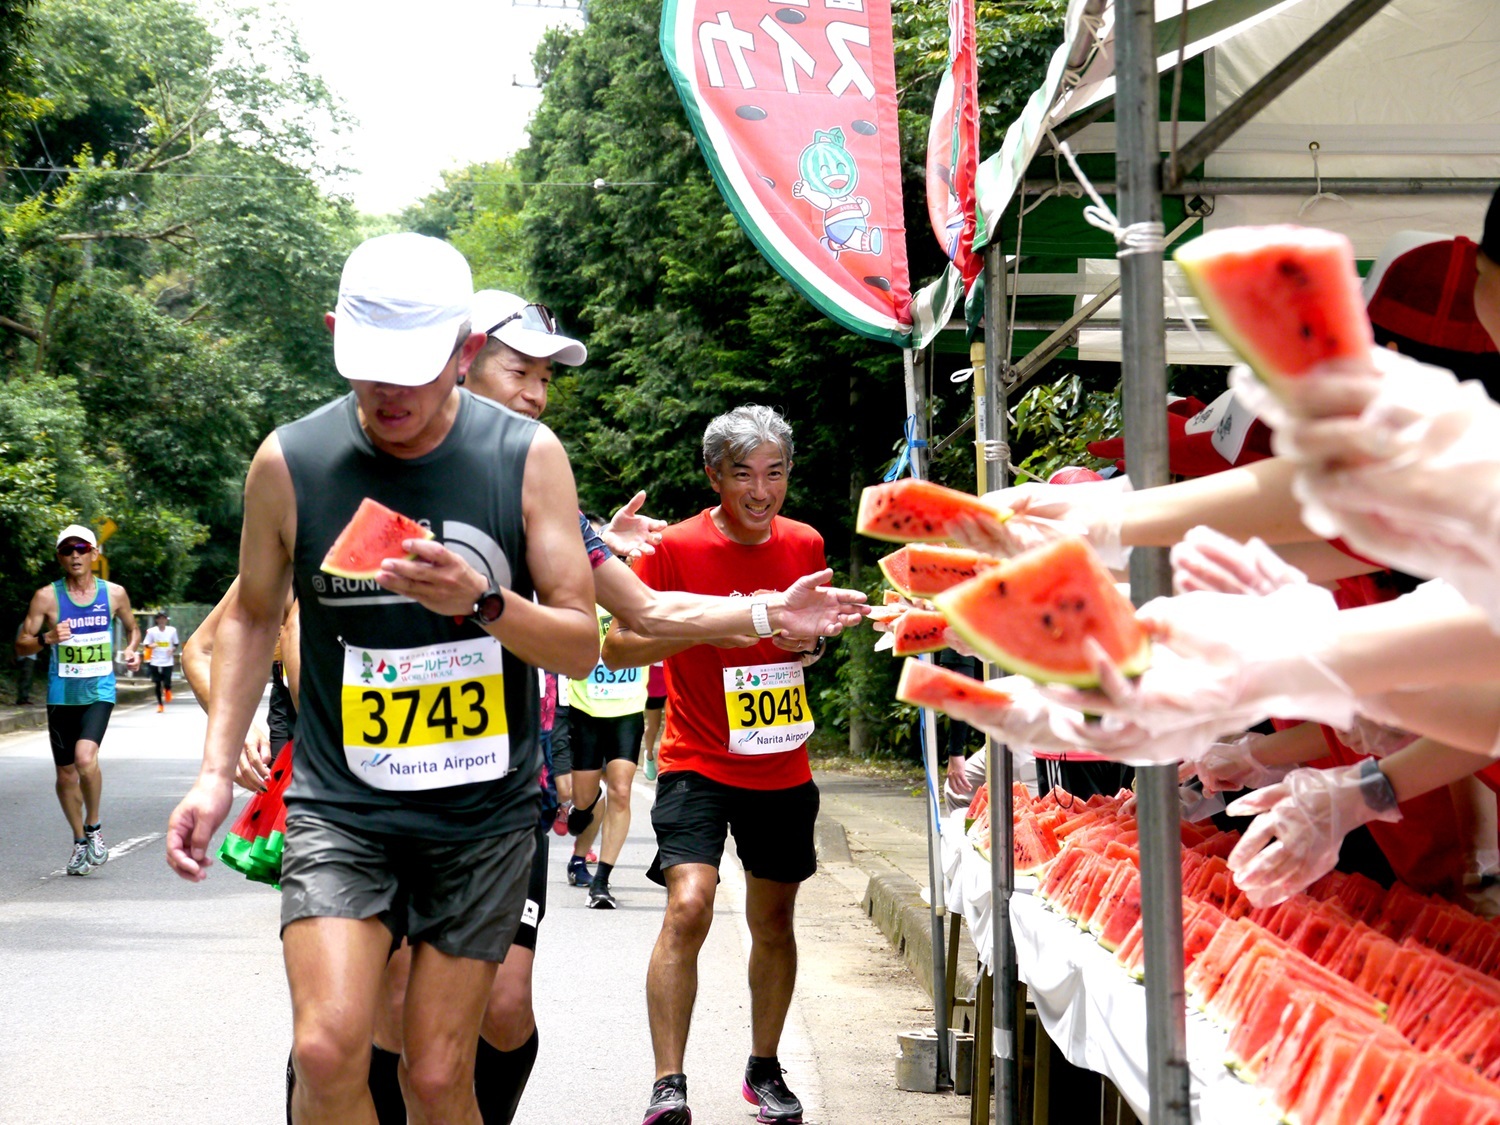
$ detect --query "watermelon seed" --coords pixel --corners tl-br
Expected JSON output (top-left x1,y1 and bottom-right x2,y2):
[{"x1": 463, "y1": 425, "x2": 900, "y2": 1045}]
[
  {"x1": 864, "y1": 275, "x2": 891, "y2": 291},
  {"x1": 997, "y1": 581, "x2": 1007, "y2": 596},
  {"x1": 774, "y1": 7, "x2": 805, "y2": 22},
  {"x1": 736, "y1": 105, "x2": 768, "y2": 121},
  {"x1": 851, "y1": 119, "x2": 877, "y2": 135}
]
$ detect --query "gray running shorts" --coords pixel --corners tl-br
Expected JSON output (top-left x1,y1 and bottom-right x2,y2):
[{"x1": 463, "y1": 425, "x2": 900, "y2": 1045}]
[{"x1": 279, "y1": 813, "x2": 533, "y2": 963}]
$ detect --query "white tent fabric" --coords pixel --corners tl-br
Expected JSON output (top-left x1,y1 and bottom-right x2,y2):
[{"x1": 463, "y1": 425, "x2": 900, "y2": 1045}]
[{"x1": 958, "y1": 0, "x2": 1500, "y2": 367}]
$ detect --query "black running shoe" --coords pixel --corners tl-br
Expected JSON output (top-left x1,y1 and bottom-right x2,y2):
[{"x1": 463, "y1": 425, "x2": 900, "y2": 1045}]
[
  {"x1": 567, "y1": 855, "x2": 593, "y2": 886},
  {"x1": 742, "y1": 1058, "x2": 803, "y2": 1123},
  {"x1": 588, "y1": 882, "x2": 617, "y2": 909},
  {"x1": 642, "y1": 1073, "x2": 691, "y2": 1125}
]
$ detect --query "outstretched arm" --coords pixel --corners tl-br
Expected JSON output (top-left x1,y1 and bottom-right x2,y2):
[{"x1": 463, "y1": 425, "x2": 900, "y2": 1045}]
[{"x1": 167, "y1": 434, "x2": 295, "y2": 880}]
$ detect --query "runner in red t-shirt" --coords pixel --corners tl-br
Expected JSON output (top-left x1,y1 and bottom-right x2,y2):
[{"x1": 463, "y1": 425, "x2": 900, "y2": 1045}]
[{"x1": 604, "y1": 405, "x2": 835, "y2": 1125}]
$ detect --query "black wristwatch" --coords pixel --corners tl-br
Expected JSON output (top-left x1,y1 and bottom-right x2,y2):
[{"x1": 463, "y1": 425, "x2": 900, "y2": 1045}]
[{"x1": 470, "y1": 587, "x2": 506, "y2": 627}]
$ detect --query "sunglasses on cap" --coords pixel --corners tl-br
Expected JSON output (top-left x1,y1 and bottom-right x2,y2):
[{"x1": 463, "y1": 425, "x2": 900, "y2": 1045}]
[
  {"x1": 485, "y1": 303, "x2": 558, "y2": 337},
  {"x1": 57, "y1": 542, "x2": 93, "y2": 556}
]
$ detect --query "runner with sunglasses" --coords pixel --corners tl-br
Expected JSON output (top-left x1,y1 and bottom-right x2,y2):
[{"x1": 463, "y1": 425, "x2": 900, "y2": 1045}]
[{"x1": 16, "y1": 524, "x2": 141, "y2": 875}]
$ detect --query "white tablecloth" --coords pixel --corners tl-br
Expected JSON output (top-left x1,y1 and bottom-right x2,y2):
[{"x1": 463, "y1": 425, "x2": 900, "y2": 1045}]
[{"x1": 938, "y1": 814, "x2": 1276, "y2": 1125}]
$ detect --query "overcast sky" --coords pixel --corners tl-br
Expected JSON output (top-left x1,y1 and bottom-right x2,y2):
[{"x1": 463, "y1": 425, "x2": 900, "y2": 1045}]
[{"x1": 268, "y1": 1, "x2": 585, "y2": 214}]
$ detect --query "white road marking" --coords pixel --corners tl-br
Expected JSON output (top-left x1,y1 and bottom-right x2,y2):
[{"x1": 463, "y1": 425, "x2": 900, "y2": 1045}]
[{"x1": 40, "y1": 831, "x2": 163, "y2": 879}]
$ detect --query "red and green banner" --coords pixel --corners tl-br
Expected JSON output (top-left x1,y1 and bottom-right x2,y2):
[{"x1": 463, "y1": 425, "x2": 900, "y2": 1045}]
[
  {"x1": 661, "y1": 0, "x2": 913, "y2": 345},
  {"x1": 925, "y1": 0, "x2": 982, "y2": 299}
]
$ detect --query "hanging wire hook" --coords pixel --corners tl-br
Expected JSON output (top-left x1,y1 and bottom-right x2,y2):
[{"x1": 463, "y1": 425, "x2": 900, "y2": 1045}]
[{"x1": 1297, "y1": 141, "x2": 1345, "y2": 218}]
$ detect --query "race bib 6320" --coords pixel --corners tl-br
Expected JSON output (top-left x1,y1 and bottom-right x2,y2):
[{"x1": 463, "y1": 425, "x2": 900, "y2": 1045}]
[{"x1": 341, "y1": 635, "x2": 508, "y2": 790}]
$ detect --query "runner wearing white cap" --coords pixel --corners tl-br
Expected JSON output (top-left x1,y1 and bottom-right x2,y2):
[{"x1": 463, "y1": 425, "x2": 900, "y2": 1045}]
[
  {"x1": 165, "y1": 233, "x2": 602, "y2": 1125},
  {"x1": 16, "y1": 523, "x2": 141, "y2": 874}
]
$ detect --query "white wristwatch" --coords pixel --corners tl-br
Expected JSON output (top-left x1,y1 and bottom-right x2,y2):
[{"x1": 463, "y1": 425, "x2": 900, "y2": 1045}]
[{"x1": 750, "y1": 600, "x2": 773, "y2": 638}]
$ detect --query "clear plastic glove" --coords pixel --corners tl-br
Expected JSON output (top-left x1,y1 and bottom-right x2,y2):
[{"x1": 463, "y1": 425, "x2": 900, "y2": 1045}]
[
  {"x1": 918, "y1": 673, "x2": 1132, "y2": 760},
  {"x1": 1181, "y1": 732, "x2": 1289, "y2": 796},
  {"x1": 1335, "y1": 714, "x2": 1418, "y2": 759},
  {"x1": 1251, "y1": 350, "x2": 1500, "y2": 631},
  {"x1": 1171, "y1": 526, "x2": 1309, "y2": 597},
  {"x1": 1049, "y1": 584, "x2": 1358, "y2": 736},
  {"x1": 1226, "y1": 762, "x2": 1402, "y2": 906},
  {"x1": 948, "y1": 478, "x2": 1131, "y2": 568}
]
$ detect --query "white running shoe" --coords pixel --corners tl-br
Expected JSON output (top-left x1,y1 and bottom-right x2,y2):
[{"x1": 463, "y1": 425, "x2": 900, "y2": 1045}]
[
  {"x1": 66, "y1": 841, "x2": 93, "y2": 876},
  {"x1": 85, "y1": 828, "x2": 108, "y2": 867}
]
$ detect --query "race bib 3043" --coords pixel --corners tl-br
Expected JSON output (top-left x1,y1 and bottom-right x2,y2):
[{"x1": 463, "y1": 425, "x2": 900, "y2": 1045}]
[
  {"x1": 341, "y1": 636, "x2": 508, "y2": 791},
  {"x1": 722, "y1": 661, "x2": 814, "y2": 756}
]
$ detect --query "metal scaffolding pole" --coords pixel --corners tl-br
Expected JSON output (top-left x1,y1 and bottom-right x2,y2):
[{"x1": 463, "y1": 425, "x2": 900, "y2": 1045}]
[
  {"x1": 1115, "y1": 2, "x2": 1189, "y2": 1123},
  {"x1": 980, "y1": 244, "x2": 1020, "y2": 1125},
  {"x1": 905, "y1": 346, "x2": 954, "y2": 1092}
]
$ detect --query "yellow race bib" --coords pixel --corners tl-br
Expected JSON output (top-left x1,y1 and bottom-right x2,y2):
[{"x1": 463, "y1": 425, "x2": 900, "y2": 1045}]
[
  {"x1": 341, "y1": 636, "x2": 508, "y2": 790},
  {"x1": 722, "y1": 661, "x2": 814, "y2": 755}
]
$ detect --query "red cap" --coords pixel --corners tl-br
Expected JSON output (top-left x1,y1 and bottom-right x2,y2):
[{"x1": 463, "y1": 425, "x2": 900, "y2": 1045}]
[
  {"x1": 1363, "y1": 233, "x2": 1497, "y2": 356},
  {"x1": 1086, "y1": 394, "x2": 1274, "y2": 479}
]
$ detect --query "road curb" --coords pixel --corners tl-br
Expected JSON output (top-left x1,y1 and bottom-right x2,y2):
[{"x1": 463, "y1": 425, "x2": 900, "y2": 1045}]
[
  {"x1": 0, "y1": 683, "x2": 158, "y2": 736},
  {"x1": 818, "y1": 814, "x2": 978, "y2": 1005}
]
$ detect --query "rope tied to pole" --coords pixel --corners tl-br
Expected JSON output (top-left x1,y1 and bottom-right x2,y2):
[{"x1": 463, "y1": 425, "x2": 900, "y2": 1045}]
[
  {"x1": 976, "y1": 438, "x2": 1009, "y2": 465},
  {"x1": 883, "y1": 414, "x2": 928, "y2": 481}
]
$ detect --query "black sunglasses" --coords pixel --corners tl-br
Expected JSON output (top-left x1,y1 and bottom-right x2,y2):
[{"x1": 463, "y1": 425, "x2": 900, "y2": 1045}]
[
  {"x1": 57, "y1": 542, "x2": 93, "y2": 556},
  {"x1": 484, "y1": 303, "x2": 558, "y2": 337}
]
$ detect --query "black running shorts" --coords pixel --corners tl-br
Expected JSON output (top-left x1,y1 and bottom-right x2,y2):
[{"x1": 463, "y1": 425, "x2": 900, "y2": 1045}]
[
  {"x1": 513, "y1": 824, "x2": 548, "y2": 952},
  {"x1": 648, "y1": 770, "x2": 819, "y2": 885},
  {"x1": 279, "y1": 814, "x2": 533, "y2": 963},
  {"x1": 570, "y1": 709, "x2": 644, "y2": 771},
  {"x1": 47, "y1": 701, "x2": 113, "y2": 767},
  {"x1": 149, "y1": 665, "x2": 173, "y2": 689}
]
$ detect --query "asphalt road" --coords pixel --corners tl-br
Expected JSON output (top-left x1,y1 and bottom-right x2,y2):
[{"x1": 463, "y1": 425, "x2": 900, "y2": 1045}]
[{"x1": 0, "y1": 692, "x2": 969, "y2": 1125}]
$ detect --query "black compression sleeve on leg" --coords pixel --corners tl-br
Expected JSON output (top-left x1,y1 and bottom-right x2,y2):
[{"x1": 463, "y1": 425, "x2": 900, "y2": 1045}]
[
  {"x1": 368, "y1": 1044, "x2": 405, "y2": 1125},
  {"x1": 474, "y1": 1029, "x2": 539, "y2": 1125}
]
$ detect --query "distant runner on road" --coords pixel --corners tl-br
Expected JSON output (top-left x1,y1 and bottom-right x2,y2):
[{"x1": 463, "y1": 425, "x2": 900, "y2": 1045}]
[
  {"x1": 16, "y1": 523, "x2": 141, "y2": 875},
  {"x1": 143, "y1": 610, "x2": 180, "y2": 713}
]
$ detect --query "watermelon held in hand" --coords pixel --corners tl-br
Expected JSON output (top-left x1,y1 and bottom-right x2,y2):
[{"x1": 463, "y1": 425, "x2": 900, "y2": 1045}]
[
  {"x1": 1173, "y1": 225, "x2": 1372, "y2": 401},
  {"x1": 878, "y1": 543, "x2": 999, "y2": 598},
  {"x1": 889, "y1": 609, "x2": 951, "y2": 657},
  {"x1": 896, "y1": 656, "x2": 1011, "y2": 713},
  {"x1": 934, "y1": 537, "x2": 1148, "y2": 687},
  {"x1": 856, "y1": 479, "x2": 1009, "y2": 544},
  {"x1": 321, "y1": 498, "x2": 433, "y2": 580}
]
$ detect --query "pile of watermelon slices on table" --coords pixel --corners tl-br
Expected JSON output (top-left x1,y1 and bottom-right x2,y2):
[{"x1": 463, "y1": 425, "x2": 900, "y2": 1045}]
[
  {"x1": 217, "y1": 740, "x2": 293, "y2": 887},
  {"x1": 986, "y1": 784, "x2": 1500, "y2": 1124}
]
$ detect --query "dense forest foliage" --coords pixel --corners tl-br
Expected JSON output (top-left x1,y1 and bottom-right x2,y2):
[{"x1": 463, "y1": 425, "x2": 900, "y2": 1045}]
[{"x1": 2, "y1": 0, "x2": 1077, "y2": 751}]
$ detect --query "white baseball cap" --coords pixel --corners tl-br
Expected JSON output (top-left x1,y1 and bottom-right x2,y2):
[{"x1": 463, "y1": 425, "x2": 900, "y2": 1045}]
[
  {"x1": 333, "y1": 233, "x2": 474, "y2": 387},
  {"x1": 472, "y1": 290, "x2": 588, "y2": 367},
  {"x1": 56, "y1": 524, "x2": 97, "y2": 549}
]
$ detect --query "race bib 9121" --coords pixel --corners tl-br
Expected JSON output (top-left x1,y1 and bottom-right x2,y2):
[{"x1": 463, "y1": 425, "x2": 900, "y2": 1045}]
[{"x1": 57, "y1": 630, "x2": 112, "y2": 678}]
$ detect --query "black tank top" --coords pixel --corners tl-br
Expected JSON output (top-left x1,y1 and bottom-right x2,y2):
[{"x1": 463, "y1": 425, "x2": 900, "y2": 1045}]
[{"x1": 278, "y1": 391, "x2": 540, "y2": 839}]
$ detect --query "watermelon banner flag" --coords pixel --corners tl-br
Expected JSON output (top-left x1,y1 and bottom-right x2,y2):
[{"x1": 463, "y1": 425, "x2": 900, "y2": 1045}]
[
  {"x1": 924, "y1": 0, "x2": 983, "y2": 326},
  {"x1": 661, "y1": 0, "x2": 913, "y2": 345}
]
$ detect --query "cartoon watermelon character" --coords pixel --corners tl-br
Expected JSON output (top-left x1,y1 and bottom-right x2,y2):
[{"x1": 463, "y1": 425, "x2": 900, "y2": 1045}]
[{"x1": 793, "y1": 128, "x2": 882, "y2": 258}]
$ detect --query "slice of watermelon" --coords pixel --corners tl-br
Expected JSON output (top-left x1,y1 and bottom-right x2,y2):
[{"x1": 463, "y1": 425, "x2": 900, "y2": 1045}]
[
  {"x1": 895, "y1": 657, "x2": 1012, "y2": 719},
  {"x1": 878, "y1": 543, "x2": 1000, "y2": 597},
  {"x1": 321, "y1": 498, "x2": 433, "y2": 580},
  {"x1": 856, "y1": 479, "x2": 1008, "y2": 544},
  {"x1": 1173, "y1": 225, "x2": 1372, "y2": 401},
  {"x1": 888, "y1": 609, "x2": 951, "y2": 656},
  {"x1": 935, "y1": 537, "x2": 1149, "y2": 687}
]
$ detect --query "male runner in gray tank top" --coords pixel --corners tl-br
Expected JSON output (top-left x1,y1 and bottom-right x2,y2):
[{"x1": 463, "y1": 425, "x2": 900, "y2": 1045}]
[{"x1": 165, "y1": 233, "x2": 599, "y2": 1125}]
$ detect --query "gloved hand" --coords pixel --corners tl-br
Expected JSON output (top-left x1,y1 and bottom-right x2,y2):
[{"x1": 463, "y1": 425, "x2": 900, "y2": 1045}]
[
  {"x1": 922, "y1": 673, "x2": 1151, "y2": 761},
  {"x1": 1226, "y1": 761, "x2": 1403, "y2": 906},
  {"x1": 1335, "y1": 714, "x2": 1418, "y2": 758},
  {"x1": 1171, "y1": 525, "x2": 1309, "y2": 596},
  {"x1": 1244, "y1": 349, "x2": 1500, "y2": 631},
  {"x1": 1048, "y1": 583, "x2": 1358, "y2": 736},
  {"x1": 948, "y1": 477, "x2": 1131, "y2": 568},
  {"x1": 1182, "y1": 732, "x2": 1289, "y2": 796}
]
